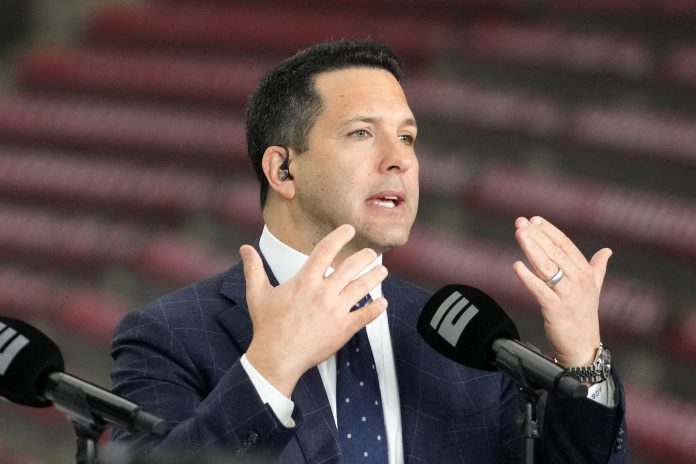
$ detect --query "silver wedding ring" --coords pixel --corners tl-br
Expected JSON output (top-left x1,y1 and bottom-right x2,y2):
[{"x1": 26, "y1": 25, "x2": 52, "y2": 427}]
[{"x1": 546, "y1": 268, "x2": 564, "y2": 287}]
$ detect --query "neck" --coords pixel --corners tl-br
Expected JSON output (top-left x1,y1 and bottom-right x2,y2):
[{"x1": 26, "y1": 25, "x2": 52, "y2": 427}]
[{"x1": 262, "y1": 202, "x2": 383, "y2": 268}]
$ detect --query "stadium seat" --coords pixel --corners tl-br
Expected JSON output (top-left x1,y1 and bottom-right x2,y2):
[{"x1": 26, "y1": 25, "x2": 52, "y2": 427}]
[
  {"x1": 386, "y1": 226, "x2": 667, "y2": 338},
  {"x1": 85, "y1": 3, "x2": 449, "y2": 61},
  {"x1": 0, "y1": 95, "x2": 246, "y2": 167},
  {"x1": 467, "y1": 166, "x2": 696, "y2": 262},
  {"x1": 461, "y1": 19, "x2": 652, "y2": 80},
  {"x1": 20, "y1": 47, "x2": 268, "y2": 108},
  {"x1": 626, "y1": 387, "x2": 696, "y2": 464}
]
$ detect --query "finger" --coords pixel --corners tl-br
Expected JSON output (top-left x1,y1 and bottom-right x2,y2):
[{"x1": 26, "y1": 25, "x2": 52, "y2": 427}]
[
  {"x1": 302, "y1": 224, "x2": 356, "y2": 278},
  {"x1": 329, "y1": 247, "x2": 378, "y2": 287},
  {"x1": 347, "y1": 298, "x2": 388, "y2": 333},
  {"x1": 589, "y1": 248, "x2": 613, "y2": 289},
  {"x1": 513, "y1": 261, "x2": 558, "y2": 309},
  {"x1": 515, "y1": 223, "x2": 576, "y2": 283},
  {"x1": 339, "y1": 265, "x2": 389, "y2": 306},
  {"x1": 239, "y1": 245, "x2": 272, "y2": 302},
  {"x1": 528, "y1": 216, "x2": 588, "y2": 269}
]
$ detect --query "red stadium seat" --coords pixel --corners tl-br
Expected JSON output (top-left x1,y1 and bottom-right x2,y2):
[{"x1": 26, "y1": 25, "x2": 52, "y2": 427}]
[
  {"x1": 571, "y1": 105, "x2": 696, "y2": 168},
  {"x1": 404, "y1": 77, "x2": 566, "y2": 138},
  {"x1": 136, "y1": 234, "x2": 236, "y2": 286},
  {"x1": 663, "y1": 307, "x2": 696, "y2": 362},
  {"x1": 0, "y1": 267, "x2": 129, "y2": 344},
  {"x1": 0, "y1": 95, "x2": 246, "y2": 167},
  {"x1": 0, "y1": 207, "x2": 144, "y2": 269},
  {"x1": 0, "y1": 207, "x2": 237, "y2": 286},
  {"x1": 0, "y1": 148, "x2": 225, "y2": 218},
  {"x1": 467, "y1": 166, "x2": 696, "y2": 262},
  {"x1": 386, "y1": 226, "x2": 667, "y2": 338},
  {"x1": 213, "y1": 181, "x2": 265, "y2": 230},
  {"x1": 85, "y1": 3, "x2": 450, "y2": 62},
  {"x1": 20, "y1": 47, "x2": 269, "y2": 107},
  {"x1": 626, "y1": 387, "x2": 696, "y2": 464},
  {"x1": 664, "y1": 44, "x2": 696, "y2": 88},
  {"x1": 462, "y1": 20, "x2": 652, "y2": 80}
]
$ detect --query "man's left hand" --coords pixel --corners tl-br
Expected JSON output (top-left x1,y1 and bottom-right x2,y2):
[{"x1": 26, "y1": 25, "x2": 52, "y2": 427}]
[{"x1": 512, "y1": 216, "x2": 612, "y2": 367}]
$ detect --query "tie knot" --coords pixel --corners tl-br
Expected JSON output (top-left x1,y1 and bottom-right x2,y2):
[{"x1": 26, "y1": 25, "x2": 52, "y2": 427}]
[{"x1": 352, "y1": 294, "x2": 372, "y2": 311}]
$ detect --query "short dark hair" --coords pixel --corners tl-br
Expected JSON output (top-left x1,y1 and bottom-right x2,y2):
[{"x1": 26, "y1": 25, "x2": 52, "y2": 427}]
[{"x1": 245, "y1": 39, "x2": 402, "y2": 207}]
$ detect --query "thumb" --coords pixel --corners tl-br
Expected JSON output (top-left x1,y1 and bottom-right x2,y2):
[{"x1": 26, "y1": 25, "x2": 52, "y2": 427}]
[
  {"x1": 589, "y1": 248, "x2": 613, "y2": 289},
  {"x1": 239, "y1": 245, "x2": 271, "y2": 301}
]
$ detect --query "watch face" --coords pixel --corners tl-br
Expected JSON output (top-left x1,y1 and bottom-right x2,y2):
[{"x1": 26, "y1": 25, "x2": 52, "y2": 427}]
[{"x1": 602, "y1": 349, "x2": 611, "y2": 376}]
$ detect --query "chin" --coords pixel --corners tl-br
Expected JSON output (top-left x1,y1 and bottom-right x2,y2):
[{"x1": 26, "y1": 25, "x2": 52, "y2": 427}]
[{"x1": 364, "y1": 227, "x2": 412, "y2": 253}]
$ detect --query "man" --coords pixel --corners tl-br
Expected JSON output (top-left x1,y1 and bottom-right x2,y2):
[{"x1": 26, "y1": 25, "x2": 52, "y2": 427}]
[{"x1": 110, "y1": 40, "x2": 627, "y2": 463}]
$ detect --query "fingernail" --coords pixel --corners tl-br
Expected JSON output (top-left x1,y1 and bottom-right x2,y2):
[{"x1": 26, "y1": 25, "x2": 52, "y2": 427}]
[
  {"x1": 531, "y1": 216, "x2": 543, "y2": 225},
  {"x1": 379, "y1": 265, "x2": 388, "y2": 274},
  {"x1": 239, "y1": 246, "x2": 251, "y2": 258},
  {"x1": 517, "y1": 217, "x2": 529, "y2": 227},
  {"x1": 343, "y1": 224, "x2": 355, "y2": 235}
]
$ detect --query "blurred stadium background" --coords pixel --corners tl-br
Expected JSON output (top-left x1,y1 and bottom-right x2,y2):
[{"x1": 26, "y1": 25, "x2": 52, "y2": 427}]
[{"x1": 0, "y1": 0, "x2": 695, "y2": 463}]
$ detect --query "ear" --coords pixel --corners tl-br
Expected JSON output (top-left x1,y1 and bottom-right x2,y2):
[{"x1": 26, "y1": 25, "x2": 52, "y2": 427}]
[{"x1": 262, "y1": 145, "x2": 296, "y2": 201}]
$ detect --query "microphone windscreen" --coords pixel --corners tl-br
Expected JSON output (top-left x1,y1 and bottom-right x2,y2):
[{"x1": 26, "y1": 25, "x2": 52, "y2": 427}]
[
  {"x1": 0, "y1": 317, "x2": 64, "y2": 407},
  {"x1": 417, "y1": 285, "x2": 519, "y2": 370}
]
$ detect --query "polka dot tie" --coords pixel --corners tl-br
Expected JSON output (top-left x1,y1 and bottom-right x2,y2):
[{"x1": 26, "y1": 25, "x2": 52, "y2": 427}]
[{"x1": 336, "y1": 295, "x2": 388, "y2": 463}]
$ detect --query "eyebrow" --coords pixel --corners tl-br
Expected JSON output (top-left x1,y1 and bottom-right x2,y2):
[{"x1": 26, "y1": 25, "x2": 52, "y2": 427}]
[{"x1": 343, "y1": 116, "x2": 418, "y2": 129}]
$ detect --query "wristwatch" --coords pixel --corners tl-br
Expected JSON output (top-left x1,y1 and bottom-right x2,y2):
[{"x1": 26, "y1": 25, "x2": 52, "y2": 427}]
[{"x1": 564, "y1": 343, "x2": 611, "y2": 385}]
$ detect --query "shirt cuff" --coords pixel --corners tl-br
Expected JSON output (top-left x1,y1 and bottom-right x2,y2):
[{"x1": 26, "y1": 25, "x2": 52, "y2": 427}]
[
  {"x1": 585, "y1": 374, "x2": 616, "y2": 407},
  {"x1": 240, "y1": 354, "x2": 296, "y2": 427}
]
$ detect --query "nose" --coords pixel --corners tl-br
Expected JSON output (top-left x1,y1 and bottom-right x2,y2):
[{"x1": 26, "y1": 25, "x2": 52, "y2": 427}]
[{"x1": 378, "y1": 137, "x2": 416, "y2": 175}]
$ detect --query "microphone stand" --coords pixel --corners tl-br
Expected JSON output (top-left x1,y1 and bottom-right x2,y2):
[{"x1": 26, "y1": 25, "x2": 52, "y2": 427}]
[
  {"x1": 44, "y1": 373, "x2": 166, "y2": 464},
  {"x1": 517, "y1": 387, "x2": 540, "y2": 464},
  {"x1": 49, "y1": 377, "x2": 107, "y2": 464},
  {"x1": 511, "y1": 358, "x2": 540, "y2": 464}
]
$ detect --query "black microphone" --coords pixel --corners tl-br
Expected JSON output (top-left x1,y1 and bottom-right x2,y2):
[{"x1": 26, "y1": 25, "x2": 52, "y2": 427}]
[
  {"x1": 0, "y1": 316, "x2": 165, "y2": 434},
  {"x1": 417, "y1": 285, "x2": 587, "y2": 399}
]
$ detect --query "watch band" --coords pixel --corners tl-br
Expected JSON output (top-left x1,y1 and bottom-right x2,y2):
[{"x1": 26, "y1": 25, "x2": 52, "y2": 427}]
[{"x1": 563, "y1": 343, "x2": 611, "y2": 385}]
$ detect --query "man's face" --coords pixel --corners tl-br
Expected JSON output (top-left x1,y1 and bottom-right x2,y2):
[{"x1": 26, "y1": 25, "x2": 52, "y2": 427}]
[{"x1": 291, "y1": 67, "x2": 419, "y2": 255}]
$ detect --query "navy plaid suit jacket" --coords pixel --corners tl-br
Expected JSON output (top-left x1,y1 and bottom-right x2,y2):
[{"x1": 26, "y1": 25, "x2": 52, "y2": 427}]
[{"x1": 110, "y1": 258, "x2": 627, "y2": 463}]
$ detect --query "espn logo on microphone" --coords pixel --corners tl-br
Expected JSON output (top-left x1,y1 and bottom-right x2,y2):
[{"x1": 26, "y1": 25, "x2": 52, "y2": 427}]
[
  {"x1": 429, "y1": 291, "x2": 479, "y2": 346},
  {"x1": 0, "y1": 321, "x2": 29, "y2": 375}
]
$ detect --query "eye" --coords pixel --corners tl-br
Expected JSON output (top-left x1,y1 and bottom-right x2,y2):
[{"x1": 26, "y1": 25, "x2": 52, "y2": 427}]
[
  {"x1": 399, "y1": 134, "x2": 415, "y2": 145},
  {"x1": 350, "y1": 129, "x2": 370, "y2": 138}
]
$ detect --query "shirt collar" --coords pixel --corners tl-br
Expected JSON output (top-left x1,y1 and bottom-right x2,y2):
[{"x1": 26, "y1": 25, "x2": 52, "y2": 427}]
[{"x1": 259, "y1": 225, "x2": 383, "y2": 299}]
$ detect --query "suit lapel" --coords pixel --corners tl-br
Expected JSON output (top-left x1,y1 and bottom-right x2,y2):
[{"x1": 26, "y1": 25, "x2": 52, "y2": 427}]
[
  {"x1": 384, "y1": 278, "x2": 425, "y2": 464},
  {"x1": 215, "y1": 247, "x2": 340, "y2": 463}
]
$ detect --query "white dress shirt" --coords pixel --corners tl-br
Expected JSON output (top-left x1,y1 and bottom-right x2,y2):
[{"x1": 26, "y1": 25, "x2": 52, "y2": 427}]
[
  {"x1": 239, "y1": 225, "x2": 614, "y2": 464},
  {"x1": 240, "y1": 225, "x2": 404, "y2": 464}
]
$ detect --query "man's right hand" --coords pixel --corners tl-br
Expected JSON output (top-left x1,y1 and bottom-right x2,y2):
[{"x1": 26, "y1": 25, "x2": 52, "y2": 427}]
[{"x1": 240, "y1": 224, "x2": 389, "y2": 397}]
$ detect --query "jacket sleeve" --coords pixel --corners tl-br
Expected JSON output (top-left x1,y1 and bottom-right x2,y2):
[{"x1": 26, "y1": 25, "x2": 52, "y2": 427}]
[
  {"x1": 108, "y1": 309, "x2": 301, "y2": 461},
  {"x1": 538, "y1": 368, "x2": 628, "y2": 464}
]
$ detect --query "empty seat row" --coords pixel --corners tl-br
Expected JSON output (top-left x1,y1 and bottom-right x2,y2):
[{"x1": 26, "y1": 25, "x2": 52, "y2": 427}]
[
  {"x1": 467, "y1": 166, "x2": 696, "y2": 262},
  {"x1": 0, "y1": 266, "x2": 128, "y2": 344},
  {"x1": 0, "y1": 148, "x2": 224, "y2": 218},
  {"x1": 0, "y1": 146, "x2": 469, "y2": 223},
  {"x1": 387, "y1": 226, "x2": 668, "y2": 338},
  {"x1": 0, "y1": 206, "x2": 236, "y2": 286},
  {"x1": 662, "y1": 306, "x2": 696, "y2": 362},
  {"x1": 571, "y1": 105, "x2": 696, "y2": 168},
  {"x1": 626, "y1": 386, "x2": 696, "y2": 463},
  {"x1": 20, "y1": 47, "x2": 268, "y2": 108},
  {"x1": 0, "y1": 95, "x2": 246, "y2": 167},
  {"x1": 85, "y1": 3, "x2": 451, "y2": 61},
  {"x1": 18, "y1": 45, "x2": 696, "y2": 172},
  {"x1": 462, "y1": 19, "x2": 652, "y2": 80}
]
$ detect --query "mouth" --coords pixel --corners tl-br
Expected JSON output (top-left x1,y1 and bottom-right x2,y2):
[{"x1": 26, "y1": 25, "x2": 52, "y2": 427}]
[{"x1": 367, "y1": 191, "x2": 405, "y2": 209}]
